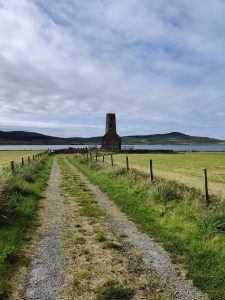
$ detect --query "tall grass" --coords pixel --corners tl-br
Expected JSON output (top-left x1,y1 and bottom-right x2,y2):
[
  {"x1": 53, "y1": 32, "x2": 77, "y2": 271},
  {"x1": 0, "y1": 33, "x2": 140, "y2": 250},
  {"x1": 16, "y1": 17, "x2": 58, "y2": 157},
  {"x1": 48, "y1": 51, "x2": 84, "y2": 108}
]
[
  {"x1": 68, "y1": 156, "x2": 225, "y2": 300},
  {"x1": 0, "y1": 156, "x2": 53, "y2": 298}
]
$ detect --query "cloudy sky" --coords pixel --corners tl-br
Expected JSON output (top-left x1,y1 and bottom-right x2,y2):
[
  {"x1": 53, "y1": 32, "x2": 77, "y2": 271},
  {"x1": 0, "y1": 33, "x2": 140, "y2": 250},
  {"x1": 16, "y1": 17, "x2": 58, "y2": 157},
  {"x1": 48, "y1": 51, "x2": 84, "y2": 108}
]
[{"x1": 0, "y1": 0, "x2": 225, "y2": 138}]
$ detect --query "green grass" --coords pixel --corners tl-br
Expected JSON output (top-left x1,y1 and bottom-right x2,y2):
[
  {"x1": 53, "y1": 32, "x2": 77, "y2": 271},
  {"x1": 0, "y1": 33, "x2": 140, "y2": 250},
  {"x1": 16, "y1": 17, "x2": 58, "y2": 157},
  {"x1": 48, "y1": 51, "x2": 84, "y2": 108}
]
[
  {"x1": 95, "y1": 231, "x2": 107, "y2": 242},
  {"x1": 68, "y1": 156, "x2": 225, "y2": 300},
  {"x1": 103, "y1": 153, "x2": 225, "y2": 196},
  {"x1": 112, "y1": 152, "x2": 225, "y2": 183},
  {"x1": 0, "y1": 155, "x2": 53, "y2": 298},
  {"x1": 58, "y1": 157, "x2": 105, "y2": 220}
]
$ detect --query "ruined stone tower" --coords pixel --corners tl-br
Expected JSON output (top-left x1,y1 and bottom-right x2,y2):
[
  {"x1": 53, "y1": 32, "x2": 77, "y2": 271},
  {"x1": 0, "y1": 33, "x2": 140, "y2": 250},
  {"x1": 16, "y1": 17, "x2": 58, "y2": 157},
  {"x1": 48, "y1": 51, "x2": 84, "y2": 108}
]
[{"x1": 102, "y1": 113, "x2": 121, "y2": 151}]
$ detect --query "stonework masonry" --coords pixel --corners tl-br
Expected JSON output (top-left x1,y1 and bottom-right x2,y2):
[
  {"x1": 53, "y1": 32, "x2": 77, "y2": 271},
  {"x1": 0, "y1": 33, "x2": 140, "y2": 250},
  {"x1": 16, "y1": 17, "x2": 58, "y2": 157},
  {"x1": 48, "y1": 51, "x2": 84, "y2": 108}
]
[{"x1": 102, "y1": 113, "x2": 121, "y2": 151}]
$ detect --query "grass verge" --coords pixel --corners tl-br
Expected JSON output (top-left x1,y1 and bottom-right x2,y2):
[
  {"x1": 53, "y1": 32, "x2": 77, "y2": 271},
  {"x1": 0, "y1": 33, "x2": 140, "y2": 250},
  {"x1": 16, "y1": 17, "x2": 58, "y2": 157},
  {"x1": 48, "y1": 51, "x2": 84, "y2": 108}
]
[
  {"x1": 68, "y1": 156, "x2": 225, "y2": 300},
  {"x1": 0, "y1": 155, "x2": 53, "y2": 298}
]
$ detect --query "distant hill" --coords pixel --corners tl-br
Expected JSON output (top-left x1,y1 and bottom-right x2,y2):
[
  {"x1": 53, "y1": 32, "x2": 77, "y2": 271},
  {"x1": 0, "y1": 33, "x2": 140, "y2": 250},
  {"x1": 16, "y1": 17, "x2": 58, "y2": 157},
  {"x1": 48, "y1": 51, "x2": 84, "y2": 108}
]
[
  {"x1": 122, "y1": 132, "x2": 225, "y2": 145},
  {"x1": 0, "y1": 131, "x2": 72, "y2": 145},
  {"x1": 0, "y1": 130, "x2": 224, "y2": 145}
]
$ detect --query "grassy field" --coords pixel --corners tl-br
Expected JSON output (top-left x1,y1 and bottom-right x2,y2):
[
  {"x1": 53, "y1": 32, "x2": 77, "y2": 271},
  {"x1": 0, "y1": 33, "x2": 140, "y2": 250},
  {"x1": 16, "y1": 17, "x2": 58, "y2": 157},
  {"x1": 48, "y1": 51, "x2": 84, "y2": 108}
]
[
  {"x1": 103, "y1": 152, "x2": 225, "y2": 198},
  {"x1": 0, "y1": 151, "x2": 43, "y2": 168},
  {"x1": 70, "y1": 156, "x2": 225, "y2": 300},
  {"x1": 0, "y1": 155, "x2": 52, "y2": 298}
]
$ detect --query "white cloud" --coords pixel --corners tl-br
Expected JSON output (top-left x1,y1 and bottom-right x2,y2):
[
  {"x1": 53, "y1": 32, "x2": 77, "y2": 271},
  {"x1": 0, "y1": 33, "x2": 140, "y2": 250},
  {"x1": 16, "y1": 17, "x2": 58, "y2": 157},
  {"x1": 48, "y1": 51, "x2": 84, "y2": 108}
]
[{"x1": 0, "y1": 0, "x2": 225, "y2": 138}]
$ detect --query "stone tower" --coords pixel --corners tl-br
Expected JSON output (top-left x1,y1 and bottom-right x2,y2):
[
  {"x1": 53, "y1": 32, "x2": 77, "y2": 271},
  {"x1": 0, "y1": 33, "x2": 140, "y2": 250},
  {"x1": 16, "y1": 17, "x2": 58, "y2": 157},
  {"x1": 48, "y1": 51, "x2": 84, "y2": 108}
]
[{"x1": 102, "y1": 113, "x2": 121, "y2": 151}]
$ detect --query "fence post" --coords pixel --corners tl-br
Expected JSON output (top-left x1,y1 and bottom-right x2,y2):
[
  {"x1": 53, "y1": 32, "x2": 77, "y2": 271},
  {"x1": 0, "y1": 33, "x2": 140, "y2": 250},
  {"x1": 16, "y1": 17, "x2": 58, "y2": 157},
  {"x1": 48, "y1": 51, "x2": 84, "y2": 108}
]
[
  {"x1": 33, "y1": 155, "x2": 35, "y2": 161},
  {"x1": 149, "y1": 159, "x2": 153, "y2": 182},
  {"x1": 90, "y1": 152, "x2": 92, "y2": 161},
  {"x1": 11, "y1": 161, "x2": 15, "y2": 175},
  {"x1": 126, "y1": 156, "x2": 129, "y2": 171},
  {"x1": 111, "y1": 154, "x2": 114, "y2": 167},
  {"x1": 28, "y1": 156, "x2": 31, "y2": 164},
  {"x1": 87, "y1": 152, "x2": 89, "y2": 161},
  {"x1": 203, "y1": 168, "x2": 209, "y2": 203},
  {"x1": 96, "y1": 153, "x2": 98, "y2": 161},
  {"x1": 21, "y1": 157, "x2": 24, "y2": 166},
  {"x1": 103, "y1": 155, "x2": 105, "y2": 163}
]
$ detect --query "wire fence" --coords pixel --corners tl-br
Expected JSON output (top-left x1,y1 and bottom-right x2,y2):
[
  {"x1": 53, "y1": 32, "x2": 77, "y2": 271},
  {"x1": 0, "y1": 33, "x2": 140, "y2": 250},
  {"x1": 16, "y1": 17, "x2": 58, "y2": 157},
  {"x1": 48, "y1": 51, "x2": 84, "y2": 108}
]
[
  {"x1": 0, "y1": 152, "x2": 48, "y2": 189},
  {"x1": 75, "y1": 151, "x2": 225, "y2": 202}
]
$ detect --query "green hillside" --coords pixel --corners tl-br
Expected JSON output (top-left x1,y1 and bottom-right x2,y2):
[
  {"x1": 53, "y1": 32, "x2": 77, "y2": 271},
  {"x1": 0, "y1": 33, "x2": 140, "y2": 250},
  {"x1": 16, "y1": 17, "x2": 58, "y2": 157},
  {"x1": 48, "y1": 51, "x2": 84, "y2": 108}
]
[{"x1": 122, "y1": 132, "x2": 225, "y2": 145}]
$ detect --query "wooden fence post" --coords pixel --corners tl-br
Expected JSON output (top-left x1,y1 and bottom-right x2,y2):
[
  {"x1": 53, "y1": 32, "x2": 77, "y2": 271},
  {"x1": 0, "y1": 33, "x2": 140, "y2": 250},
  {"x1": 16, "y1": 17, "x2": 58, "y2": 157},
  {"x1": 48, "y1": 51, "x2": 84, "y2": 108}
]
[
  {"x1": 96, "y1": 153, "x2": 98, "y2": 161},
  {"x1": 11, "y1": 161, "x2": 15, "y2": 175},
  {"x1": 111, "y1": 154, "x2": 114, "y2": 167},
  {"x1": 21, "y1": 157, "x2": 24, "y2": 166},
  {"x1": 33, "y1": 155, "x2": 35, "y2": 161},
  {"x1": 103, "y1": 155, "x2": 105, "y2": 163},
  {"x1": 90, "y1": 152, "x2": 92, "y2": 161},
  {"x1": 28, "y1": 156, "x2": 31, "y2": 164},
  {"x1": 203, "y1": 168, "x2": 209, "y2": 203},
  {"x1": 126, "y1": 156, "x2": 129, "y2": 171},
  {"x1": 87, "y1": 152, "x2": 89, "y2": 161},
  {"x1": 149, "y1": 159, "x2": 153, "y2": 182}
]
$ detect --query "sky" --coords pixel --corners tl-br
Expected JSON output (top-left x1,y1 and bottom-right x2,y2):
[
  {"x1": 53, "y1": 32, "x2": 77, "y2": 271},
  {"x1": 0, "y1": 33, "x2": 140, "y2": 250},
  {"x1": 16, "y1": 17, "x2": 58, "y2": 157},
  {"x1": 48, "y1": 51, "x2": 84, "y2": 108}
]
[{"x1": 0, "y1": 0, "x2": 225, "y2": 138}]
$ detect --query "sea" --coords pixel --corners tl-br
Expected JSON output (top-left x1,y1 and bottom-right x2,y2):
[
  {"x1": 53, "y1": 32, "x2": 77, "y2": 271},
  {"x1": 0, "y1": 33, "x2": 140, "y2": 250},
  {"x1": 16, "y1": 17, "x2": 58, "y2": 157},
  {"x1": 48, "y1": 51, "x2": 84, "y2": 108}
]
[{"x1": 0, "y1": 144, "x2": 225, "y2": 152}]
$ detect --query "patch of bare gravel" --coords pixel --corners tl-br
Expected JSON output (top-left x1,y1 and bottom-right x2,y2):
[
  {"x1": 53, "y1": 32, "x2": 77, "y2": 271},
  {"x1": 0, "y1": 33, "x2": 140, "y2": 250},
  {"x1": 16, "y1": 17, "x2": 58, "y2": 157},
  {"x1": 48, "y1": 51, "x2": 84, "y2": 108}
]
[
  {"x1": 24, "y1": 159, "x2": 65, "y2": 300},
  {"x1": 66, "y1": 158, "x2": 208, "y2": 300}
]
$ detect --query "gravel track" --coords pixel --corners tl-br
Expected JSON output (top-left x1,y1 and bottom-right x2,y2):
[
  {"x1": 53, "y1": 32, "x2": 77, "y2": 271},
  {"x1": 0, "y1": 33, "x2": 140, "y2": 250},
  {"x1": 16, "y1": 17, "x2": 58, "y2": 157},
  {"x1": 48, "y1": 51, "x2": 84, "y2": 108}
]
[
  {"x1": 66, "y1": 158, "x2": 208, "y2": 300},
  {"x1": 23, "y1": 157, "x2": 208, "y2": 300},
  {"x1": 24, "y1": 159, "x2": 65, "y2": 300}
]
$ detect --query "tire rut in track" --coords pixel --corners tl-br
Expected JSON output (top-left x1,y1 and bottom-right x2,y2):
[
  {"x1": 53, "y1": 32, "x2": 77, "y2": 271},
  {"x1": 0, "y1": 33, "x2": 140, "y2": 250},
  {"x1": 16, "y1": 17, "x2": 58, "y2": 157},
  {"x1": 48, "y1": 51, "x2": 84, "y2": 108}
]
[{"x1": 24, "y1": 158, "x2": 65, "y2": 300}]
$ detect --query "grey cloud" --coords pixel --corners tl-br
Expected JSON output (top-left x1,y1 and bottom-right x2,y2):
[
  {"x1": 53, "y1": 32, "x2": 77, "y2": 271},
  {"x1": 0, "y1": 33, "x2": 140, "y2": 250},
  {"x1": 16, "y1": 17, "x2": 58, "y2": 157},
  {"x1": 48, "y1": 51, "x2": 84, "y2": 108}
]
[{"x1": 0, "y1": 0, "x2": 225, "y2": 138}]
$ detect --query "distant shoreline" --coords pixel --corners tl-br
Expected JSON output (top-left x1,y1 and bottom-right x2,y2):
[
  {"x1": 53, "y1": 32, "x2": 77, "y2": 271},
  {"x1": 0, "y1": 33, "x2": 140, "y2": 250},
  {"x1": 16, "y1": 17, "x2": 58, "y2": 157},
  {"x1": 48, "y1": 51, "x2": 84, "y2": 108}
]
[
  {"x1": 0, "y1": 142, "x2": 225, "y2": 146},
  {"x1": 0, "y1": 144, "x2": 225, "y2": 153}
]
